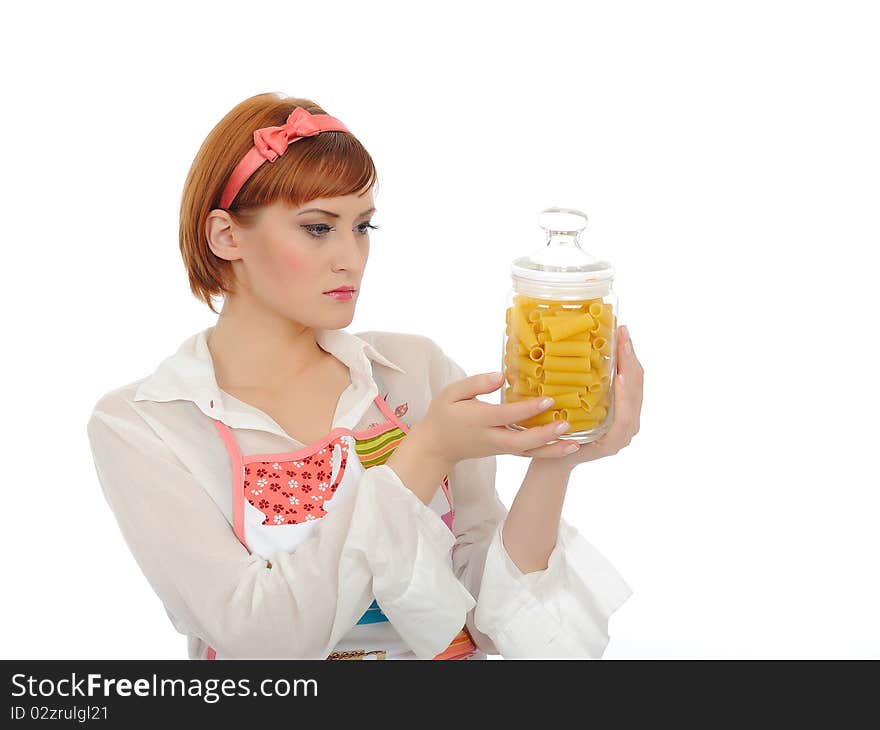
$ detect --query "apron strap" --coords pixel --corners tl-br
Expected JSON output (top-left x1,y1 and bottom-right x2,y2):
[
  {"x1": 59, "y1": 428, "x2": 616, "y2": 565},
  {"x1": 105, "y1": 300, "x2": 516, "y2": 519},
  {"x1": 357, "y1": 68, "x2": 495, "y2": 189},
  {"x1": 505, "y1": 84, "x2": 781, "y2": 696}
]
[
  {"x1": 368, "y1": 359, "x2": 455, "y2": 530},
  {"x1": 211, "y1": 419, "x2": 247, "y2": 549}
]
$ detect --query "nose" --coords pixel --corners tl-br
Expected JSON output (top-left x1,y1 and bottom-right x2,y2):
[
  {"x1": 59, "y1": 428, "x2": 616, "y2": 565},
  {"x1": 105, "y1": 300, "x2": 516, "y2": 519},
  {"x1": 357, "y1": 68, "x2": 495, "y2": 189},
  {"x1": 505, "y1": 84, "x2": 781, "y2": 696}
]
[{"x1": 332, "y1": 229, "x2": 368, "y2": 273}]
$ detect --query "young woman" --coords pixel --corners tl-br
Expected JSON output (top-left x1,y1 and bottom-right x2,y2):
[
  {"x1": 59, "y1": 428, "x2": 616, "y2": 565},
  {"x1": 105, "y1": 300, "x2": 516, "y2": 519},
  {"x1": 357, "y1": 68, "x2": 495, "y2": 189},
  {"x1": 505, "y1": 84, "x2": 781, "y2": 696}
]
[{"x1": 86, "y1": 92, "x2": 644, "y2": 660}]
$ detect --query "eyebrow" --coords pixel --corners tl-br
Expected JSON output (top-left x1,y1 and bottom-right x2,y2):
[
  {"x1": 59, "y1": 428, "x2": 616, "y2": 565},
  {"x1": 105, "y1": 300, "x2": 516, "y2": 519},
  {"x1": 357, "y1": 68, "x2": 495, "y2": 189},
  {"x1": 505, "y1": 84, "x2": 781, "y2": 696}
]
[{"x1": 297, "y1": 207, "x2": 376, "y2": 218}]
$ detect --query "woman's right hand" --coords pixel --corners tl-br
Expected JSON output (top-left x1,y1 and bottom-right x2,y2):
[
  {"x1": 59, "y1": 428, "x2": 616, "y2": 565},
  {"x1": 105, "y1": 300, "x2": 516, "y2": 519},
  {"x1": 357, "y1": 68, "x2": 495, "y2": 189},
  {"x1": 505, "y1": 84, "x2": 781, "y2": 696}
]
[{"x1": 409, "y1": 370, "x2": 578, "y2": 466}]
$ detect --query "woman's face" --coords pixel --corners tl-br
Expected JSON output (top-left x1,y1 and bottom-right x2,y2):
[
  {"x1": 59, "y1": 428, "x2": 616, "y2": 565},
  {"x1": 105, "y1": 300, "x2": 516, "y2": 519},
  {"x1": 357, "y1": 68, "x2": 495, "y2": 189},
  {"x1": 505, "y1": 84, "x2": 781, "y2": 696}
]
[{"x1": 217, "y1": 189, "x2": 376, "y2": 327}]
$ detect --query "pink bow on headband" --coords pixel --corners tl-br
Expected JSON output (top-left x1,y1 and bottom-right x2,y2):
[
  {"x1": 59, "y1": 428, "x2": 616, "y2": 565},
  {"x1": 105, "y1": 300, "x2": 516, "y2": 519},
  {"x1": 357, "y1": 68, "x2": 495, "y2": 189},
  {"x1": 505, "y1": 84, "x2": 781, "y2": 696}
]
[
  {"x1": 219, "y1": 106, "x2": 352, "y2": 209},
  {"x1": 253, "y1": 106, "x2": 343, "y2": 162}
]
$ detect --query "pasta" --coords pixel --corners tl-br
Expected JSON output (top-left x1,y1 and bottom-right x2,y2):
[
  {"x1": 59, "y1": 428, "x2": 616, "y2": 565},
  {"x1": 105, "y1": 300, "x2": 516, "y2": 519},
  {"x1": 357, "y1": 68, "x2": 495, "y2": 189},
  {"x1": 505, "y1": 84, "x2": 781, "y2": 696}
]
[{"x1": 504, "y1": 296, "x2": 616, "y2": 436}]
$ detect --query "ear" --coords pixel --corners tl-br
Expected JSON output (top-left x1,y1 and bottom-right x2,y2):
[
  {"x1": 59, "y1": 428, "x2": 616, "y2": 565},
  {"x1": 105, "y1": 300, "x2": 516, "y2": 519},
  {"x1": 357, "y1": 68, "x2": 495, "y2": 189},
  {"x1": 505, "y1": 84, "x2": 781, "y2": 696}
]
[{"x1": 206, "y1": 209, "x2": 242, "y2": 262}]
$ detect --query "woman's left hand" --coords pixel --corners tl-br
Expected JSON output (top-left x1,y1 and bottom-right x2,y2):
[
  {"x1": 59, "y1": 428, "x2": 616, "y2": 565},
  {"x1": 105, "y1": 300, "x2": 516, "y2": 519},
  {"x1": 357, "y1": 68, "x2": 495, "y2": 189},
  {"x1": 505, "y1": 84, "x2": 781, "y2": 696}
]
[{"x1": 522, "y1": 324, "x2": 644, "y2": 468}]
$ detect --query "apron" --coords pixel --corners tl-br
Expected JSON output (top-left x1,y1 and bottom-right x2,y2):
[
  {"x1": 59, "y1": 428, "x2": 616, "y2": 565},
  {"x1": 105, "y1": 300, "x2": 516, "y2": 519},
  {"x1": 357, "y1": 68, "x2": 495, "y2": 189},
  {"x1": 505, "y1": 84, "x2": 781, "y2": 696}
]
[{"x1": 204, "y1": 365, "x2": 478, "y2": 661}]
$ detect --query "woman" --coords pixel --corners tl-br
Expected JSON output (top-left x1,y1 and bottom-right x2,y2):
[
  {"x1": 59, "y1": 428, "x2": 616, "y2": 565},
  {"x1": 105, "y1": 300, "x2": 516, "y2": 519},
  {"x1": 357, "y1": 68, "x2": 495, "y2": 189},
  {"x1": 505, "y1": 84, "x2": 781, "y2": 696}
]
[{"x1": 86, "y1": 92, "x2": 644, "y2": 660}]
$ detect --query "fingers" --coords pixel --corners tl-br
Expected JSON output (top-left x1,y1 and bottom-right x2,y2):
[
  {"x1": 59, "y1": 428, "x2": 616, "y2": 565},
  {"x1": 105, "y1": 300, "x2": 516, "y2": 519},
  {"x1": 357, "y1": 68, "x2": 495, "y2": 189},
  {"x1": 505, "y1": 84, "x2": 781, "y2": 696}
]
[
  {"x1": 445, "y1": 371, "x2": 558, "y2": 426},
  {"x1": 617, "y1": 325, "x2": 644, "y2": 380},
  {"x1": 444, "y1": 371, "x2": 507, "y2": 403},
  {"x1": 521, "y1": 436, "x2": 582, "y2": 459},
  {"x1": 504, "y1": 417, "x2": 572, "y2": 454},
  {"x1": 487, "y1": 393, "x2": 557, "y2": 427},
  {"x1": 618, "y1": 324, "x2": 644, "y2": 414}
]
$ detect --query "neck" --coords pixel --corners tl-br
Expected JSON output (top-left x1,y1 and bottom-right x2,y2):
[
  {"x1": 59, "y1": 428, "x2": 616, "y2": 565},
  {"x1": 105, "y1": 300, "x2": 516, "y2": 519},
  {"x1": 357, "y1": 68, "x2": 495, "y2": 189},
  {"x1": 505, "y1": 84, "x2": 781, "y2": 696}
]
[{"x1": 206, "y1": 297, "x2": 326, "y2": 393}]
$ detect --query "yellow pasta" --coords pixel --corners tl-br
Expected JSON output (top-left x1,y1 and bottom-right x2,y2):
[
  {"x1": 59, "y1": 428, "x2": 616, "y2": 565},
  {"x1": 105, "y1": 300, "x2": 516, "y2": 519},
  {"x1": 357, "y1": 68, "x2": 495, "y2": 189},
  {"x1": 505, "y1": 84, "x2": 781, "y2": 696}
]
[
  {"x1": 513, "y1": 378, "x2": 538, "y2": 396},
  {"x1": 543, "y1": 354, "x2": 590, "y2": 373},
  {"x1": 502, "y1": 293, "x2": 618, "y2": 435},
  {"x1": 542, "y1": 392, "x2": 581, "y2": 409},
  {"x1": 559, "y1": 419, "x2": 599, "y2": 434},
  {"x1": 514, "y1": 355, "x2": 543, "y2": 379},
  {"x1": 517, "y1": 409, "x2": 558, "y2": 428},
  {"x1": 543, "y1": 370, "x2": 593, "y2": 387},
  {"x1": 538, "y1": 383, "x2": 588, "y2": 396},
  {"x1": 544, "y1": 340, "x2": 591, "y2": 357},
  {"x1": 511, "y1": 306, "x2": 539, "y2": 350},
  {"x1": 544, "y1": 313, "x2": 594, "y2": 341}
]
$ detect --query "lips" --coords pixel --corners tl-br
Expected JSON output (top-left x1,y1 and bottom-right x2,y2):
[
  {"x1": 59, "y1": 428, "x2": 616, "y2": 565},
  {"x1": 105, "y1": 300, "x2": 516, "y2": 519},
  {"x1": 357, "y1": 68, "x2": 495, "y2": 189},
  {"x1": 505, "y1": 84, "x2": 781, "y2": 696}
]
[{"x1": 325, "y1": 287, "x2": 356, "y2": 293}]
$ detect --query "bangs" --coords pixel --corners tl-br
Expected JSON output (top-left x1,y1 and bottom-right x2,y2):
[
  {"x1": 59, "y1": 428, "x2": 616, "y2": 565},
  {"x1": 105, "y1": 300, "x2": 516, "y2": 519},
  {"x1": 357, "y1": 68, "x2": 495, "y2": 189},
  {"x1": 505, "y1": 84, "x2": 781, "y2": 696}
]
[{"x1": 238, "y1": 131, "x2": 378, "y2": 210}]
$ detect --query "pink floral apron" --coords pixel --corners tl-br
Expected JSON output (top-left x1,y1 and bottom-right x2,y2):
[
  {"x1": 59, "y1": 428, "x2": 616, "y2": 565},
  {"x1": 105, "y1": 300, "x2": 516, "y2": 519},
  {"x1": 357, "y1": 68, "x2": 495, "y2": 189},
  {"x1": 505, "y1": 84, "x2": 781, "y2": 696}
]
[{"x1": 204, "y1": 368, "x2": 478, "y2": 660}]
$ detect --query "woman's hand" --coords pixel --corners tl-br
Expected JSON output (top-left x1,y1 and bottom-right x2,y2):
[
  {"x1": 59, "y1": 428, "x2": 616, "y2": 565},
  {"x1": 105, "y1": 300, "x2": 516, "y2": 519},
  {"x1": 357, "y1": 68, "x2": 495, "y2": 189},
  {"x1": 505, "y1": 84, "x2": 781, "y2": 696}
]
[
  {"x1": 409, "y1": 370, "x2": 582, "y2": 468},
  {"x1": 410, "y1": 324, "x2": 642, "y2": 468},
  {"x1": 523, "y1": 324, "x2": 644, "y2": 467}
]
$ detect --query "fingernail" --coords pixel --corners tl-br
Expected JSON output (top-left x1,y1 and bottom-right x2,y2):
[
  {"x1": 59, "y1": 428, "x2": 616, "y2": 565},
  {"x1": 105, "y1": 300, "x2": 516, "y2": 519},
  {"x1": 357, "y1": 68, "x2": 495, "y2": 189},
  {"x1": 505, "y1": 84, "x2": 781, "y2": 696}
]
[
  {"x1": 491, "y1": 371, "x2": 504, "y2": 382},
  {"x1": 539, "y1": 397, "x2": 555, "y2": 409},
  {"x1": 621, "y1": 325, "x2": 629, "y2": 341},
  {"x1": 563, "y1": 443, "x2": 580, "y2": 454},
  {"x1": 554, "y1": 420, "x2": 570, "y2": 434}
]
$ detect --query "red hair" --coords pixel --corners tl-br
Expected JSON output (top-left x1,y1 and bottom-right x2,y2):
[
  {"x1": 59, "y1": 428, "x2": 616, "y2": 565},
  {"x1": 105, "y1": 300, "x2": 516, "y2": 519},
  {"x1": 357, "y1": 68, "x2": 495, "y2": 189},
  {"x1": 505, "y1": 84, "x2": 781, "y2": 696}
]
[{"x1": 179, "y1": 92, "x2": 378, "y2": 314}]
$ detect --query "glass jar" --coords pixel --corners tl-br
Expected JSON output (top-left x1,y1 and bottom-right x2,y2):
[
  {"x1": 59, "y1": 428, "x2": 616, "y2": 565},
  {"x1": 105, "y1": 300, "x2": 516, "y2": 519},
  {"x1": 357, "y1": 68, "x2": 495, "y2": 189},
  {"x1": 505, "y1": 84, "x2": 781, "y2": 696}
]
[{"x1": 501, "y1": 207, "x2": 617, "y2": 444}]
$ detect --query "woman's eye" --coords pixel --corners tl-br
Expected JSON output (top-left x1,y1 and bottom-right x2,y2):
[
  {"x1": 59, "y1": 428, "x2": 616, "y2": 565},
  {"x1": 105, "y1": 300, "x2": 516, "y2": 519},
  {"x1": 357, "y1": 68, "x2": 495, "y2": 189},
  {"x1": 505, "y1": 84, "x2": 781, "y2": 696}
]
[
  {"x1": 302, "y1": 224, "x2": 332, "y2": 236},
  {"x1": 301, "y1": 222, "x2": 380, "y2": 237}
]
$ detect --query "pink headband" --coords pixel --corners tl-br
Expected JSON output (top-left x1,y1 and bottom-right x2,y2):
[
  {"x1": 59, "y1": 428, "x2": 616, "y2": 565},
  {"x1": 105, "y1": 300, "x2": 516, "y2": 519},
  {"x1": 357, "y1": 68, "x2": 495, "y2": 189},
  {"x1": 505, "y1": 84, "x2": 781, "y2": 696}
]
[{"x1": 219, "y1": 106, "x2": 352, "y2": 209}]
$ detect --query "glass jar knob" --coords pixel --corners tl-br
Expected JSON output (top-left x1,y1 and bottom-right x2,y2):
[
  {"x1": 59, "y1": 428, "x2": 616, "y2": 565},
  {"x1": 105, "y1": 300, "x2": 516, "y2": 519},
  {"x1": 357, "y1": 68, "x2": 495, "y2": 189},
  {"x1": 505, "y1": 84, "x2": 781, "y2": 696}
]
[{"x1": 539, "y1": 207, "x2": 589, "y2": 244}]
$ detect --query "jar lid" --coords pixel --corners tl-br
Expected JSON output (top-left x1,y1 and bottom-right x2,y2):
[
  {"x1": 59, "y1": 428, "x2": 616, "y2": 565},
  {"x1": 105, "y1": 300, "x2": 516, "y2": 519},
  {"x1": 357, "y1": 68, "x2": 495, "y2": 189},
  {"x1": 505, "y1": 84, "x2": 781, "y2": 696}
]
[{"x1": 511, "y1": 207, "x2": 614, "y2": 299}]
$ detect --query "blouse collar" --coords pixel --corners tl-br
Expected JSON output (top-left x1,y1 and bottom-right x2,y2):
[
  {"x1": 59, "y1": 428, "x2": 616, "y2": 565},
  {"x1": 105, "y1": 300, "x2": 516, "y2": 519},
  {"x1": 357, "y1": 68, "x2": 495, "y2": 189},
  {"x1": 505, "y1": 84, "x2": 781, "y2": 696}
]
[{"x1": 133, "y1": 325, "x2": 406, "y2": 433}]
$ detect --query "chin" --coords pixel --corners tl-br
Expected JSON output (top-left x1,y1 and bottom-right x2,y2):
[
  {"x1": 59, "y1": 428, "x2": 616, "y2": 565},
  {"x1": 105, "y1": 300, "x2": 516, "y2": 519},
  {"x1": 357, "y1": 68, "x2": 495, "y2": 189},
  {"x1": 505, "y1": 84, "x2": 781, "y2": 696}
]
[{"x1": 317, "y1": 311, "x2": 356, "y2": 329}]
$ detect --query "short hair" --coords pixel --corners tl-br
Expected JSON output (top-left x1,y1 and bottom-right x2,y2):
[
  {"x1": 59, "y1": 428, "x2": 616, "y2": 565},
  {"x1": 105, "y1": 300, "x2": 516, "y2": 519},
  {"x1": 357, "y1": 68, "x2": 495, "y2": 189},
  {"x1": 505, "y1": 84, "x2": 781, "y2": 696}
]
[{"x1": 179, "y1": 92, "x2": 378, "y2": 314}]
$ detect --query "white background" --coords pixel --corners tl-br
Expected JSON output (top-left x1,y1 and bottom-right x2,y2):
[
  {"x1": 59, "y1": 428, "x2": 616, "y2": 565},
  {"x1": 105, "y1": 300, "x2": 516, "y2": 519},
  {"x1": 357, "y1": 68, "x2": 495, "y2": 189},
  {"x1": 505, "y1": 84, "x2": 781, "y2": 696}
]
[{"x1": 2, "y1": 0, "x2": 878, "y2": 659}]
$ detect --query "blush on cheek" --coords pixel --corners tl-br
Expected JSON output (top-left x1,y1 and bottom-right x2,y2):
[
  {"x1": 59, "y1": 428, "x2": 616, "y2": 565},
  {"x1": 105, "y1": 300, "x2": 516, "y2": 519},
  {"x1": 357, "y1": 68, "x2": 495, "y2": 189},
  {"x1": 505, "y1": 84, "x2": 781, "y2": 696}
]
[
  {"x1": 277, "y1": 248, "x2": 322, "y2": 288},
  {"x1": 280, "y1": 248, "x2": 314, "y2": 274}
]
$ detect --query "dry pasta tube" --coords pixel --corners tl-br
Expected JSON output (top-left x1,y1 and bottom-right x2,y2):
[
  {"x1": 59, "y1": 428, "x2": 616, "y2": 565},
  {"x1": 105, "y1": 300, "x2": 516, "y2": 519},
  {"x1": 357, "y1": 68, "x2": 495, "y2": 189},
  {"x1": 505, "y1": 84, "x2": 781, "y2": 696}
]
[
  {"x1": 545, "y1": 340, "x2": 590, "y2": 357},
  {"x1": 515, "y1": 409, "x2": 559, "y2": 428},
  {"x1": 566, "y1": 331, "x2": 591, "y2": 341},
  {"x1": 589, "y1": 350, "x2": 607, "y2": 370},
  {"x1": 515, "y1": 355, "x2": 543, "y2": 379},
  {"x1": 563, "y1": 406, "x2": 607, "y2": 422},
  {"x1": 543, "y1": 354, "x2": 591, "y2": 373},
  {"x1": 528, "y1": 346, "x2": 544, "y2": 361},
  {"x1": 559, "y1": 419, "x2": 599, "y2": 433},
  {"x1": 581, "y1": 369, "x2": 605, "y2": 392},
  {"x1": 513, "y1": 294, "x2": 542, "y2": 309},
  {"x1": 538, "y1": 383, "x2": 587, "y2": 396},
  {"x1": 579, "y1": 391, "x2": 604, "y2": 410},
  {"x1": 505, "y1": 339, "x2": 528, "y2": 357},
  {"x1": 505, "y1": 388, "x2": 534, "y2": 403},
  {"x1": 527, "y1": 309, "x2": 545, "y2": 323},
  {"x1": 590, "y1": 301, "x2": 615, "y2": 328},
  {"x1": 543, "y1": 392, "x2": 581, "y2": 409},
  {"x1": 545, "y1": 313, "x2": 594, "y2": 341},
  {"x1": 592, "y1": 336, "x2": 611, "y2": 356},
  {"x1": 513, "y1": 378, "x2": 538, "y2": 396},
  {"x1": 593, "y1": 323, "x2": 613, "y2": 341},
  {"x1": 544, "y1": 370, "x2": 592, "y2": 387},
  {"x1": 512, "y1": 307, "x2": 539, "y2": 349},
  {"x1": 587, "y1": 301, "x2": 605, "y2": 319}
]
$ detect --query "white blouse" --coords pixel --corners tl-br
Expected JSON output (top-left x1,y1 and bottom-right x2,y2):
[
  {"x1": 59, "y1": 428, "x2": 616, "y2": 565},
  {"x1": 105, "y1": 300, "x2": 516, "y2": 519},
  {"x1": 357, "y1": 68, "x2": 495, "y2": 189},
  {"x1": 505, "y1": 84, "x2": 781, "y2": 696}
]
[{"x1": 85, "y1": 325, "x2": 633, "y2": 659}]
